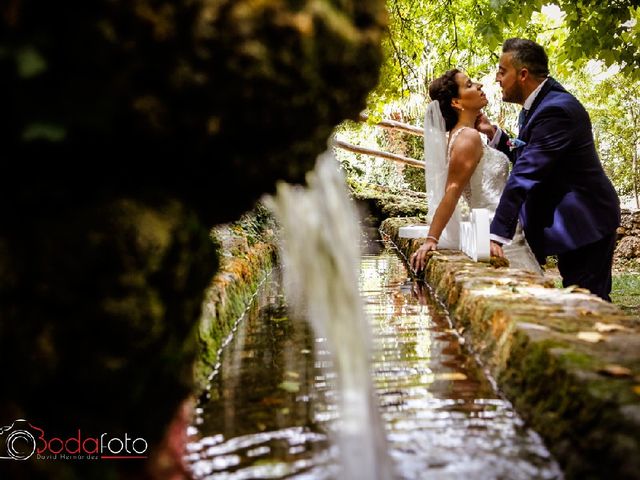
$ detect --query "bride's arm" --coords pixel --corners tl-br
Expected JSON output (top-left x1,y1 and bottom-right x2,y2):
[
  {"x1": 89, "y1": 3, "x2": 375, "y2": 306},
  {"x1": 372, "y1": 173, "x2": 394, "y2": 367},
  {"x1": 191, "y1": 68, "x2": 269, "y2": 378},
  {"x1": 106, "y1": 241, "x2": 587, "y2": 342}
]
[{"x1": 410, "y1": 130, "x2": 483, "y2": 271}]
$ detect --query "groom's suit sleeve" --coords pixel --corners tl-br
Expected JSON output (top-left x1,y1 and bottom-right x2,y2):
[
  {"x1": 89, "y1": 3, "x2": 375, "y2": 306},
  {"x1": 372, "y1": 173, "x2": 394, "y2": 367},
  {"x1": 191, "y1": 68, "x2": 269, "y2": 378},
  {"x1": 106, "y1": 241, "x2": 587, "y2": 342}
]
[
  {"x1": 492, "y1": 129, "x2": 515, "y2": 164},
  {"x1": 490, "y1": 104, "x2": 573, "y2": 240}
]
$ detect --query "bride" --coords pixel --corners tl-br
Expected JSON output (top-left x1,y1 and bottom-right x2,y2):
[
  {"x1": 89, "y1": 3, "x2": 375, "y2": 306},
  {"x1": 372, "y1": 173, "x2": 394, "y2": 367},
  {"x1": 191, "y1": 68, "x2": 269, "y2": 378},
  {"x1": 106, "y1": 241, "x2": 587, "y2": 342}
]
[{"x1": 409, "y1": 69, "x2": 541, "y2": 274}]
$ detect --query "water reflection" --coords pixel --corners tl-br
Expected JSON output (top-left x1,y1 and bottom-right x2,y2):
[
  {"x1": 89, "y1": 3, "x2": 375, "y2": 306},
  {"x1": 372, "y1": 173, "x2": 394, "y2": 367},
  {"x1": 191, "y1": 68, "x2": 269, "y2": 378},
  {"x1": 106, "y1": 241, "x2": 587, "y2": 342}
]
[
  {"x1": 187, "y1": 246, "x2": 563, "y2": 479},
  {"x1": 189, "y1": 274, "x2": 336, "y2": 479},
  {"x1": 362, "y1": 249, "x2": 562, "y2": 480}
]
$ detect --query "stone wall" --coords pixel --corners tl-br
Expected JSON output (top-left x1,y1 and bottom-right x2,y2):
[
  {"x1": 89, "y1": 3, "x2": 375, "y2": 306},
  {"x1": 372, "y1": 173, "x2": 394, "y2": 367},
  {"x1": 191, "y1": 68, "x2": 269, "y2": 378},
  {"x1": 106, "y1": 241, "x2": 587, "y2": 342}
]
[{"x1": 615, "y1": 209, "x2": 640, "y2": 268}]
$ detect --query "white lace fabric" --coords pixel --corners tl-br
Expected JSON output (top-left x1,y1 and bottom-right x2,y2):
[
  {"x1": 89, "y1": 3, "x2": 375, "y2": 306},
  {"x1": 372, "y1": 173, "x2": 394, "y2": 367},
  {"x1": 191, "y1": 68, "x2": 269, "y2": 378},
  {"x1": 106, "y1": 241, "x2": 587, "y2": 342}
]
[
  {"x1": 447, "y1": 127, "x2": 509, "y2": 214},
  {"x1": 445, "y1": 127, "x2": 542, "y2": 274}
]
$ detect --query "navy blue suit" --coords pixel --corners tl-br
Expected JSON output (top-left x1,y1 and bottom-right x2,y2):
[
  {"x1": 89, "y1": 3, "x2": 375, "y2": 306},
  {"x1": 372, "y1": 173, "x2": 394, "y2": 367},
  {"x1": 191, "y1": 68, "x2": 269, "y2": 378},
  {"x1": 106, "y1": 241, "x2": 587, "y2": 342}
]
[{"x1": 491, "y1": 78, "x2": 620, "y2": 299}]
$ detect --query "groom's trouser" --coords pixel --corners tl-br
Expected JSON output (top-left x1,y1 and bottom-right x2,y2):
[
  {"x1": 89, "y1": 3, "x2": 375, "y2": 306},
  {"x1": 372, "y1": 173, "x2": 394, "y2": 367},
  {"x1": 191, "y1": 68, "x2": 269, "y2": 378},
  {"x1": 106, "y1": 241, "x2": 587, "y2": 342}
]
[{"x1": 557, "y1": 231, "x2": 617, "y2": 302}]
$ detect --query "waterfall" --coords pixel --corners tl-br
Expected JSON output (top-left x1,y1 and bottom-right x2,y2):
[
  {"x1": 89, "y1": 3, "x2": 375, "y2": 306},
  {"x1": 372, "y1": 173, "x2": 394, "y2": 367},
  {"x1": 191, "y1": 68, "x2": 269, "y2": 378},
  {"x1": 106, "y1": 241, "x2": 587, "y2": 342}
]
[{"x1": 266, "y1": 150, "x2": 393, "y2": 480}]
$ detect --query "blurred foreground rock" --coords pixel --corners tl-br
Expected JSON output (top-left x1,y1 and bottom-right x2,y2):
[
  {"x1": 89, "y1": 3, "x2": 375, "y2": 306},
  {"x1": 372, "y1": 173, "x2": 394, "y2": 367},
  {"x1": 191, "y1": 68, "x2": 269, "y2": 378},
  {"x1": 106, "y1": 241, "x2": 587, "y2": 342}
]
[{"x1": 0, "y1": 1, "x2": 385, "y2": 478}]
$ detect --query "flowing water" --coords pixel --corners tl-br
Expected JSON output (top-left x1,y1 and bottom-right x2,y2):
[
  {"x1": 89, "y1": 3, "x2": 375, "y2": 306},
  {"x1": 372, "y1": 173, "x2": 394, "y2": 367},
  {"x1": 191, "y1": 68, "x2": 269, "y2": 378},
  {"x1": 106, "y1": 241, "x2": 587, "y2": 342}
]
[
  {"x1": 186, "y1": 152, "x2": 563, "y2": 479},
  {"x1": 359, "y1": 248, "x2": 562, "y2": 479}
]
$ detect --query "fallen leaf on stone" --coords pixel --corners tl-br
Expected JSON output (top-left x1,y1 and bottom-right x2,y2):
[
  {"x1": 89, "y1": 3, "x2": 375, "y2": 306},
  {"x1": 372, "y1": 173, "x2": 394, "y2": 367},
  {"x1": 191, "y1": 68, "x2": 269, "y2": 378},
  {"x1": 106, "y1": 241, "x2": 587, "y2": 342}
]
[
  {"x1": 278, "y1": 381, "x2": 300, "y2": 393},
  {"x1": 260, "y1": 396, "x2": 283, "y2": 407},
  {"x1": 633, "y1": 386, "x2": 640, "y2": 396},
  {"x1": 435, "y1": 372, "x2": 467, "y2": 381},
  {"x1": 517, "y1": 321, "x2": 550, "y2": 331},
  {"x1": 597, "y1": 365, "x2": 633, "y2": 377},
  {"x1": 576, "y1": 331, "x2": 605, "y2": 343},
  {"x1": 490, "y1": 256, "x2": 510, "y2": 268},
  {"x1": 594, "y1": 322, "x2": 630, "y2": 333},
  {"x1": 563, "y1": 286, "x2": 591, "y2": 295}
]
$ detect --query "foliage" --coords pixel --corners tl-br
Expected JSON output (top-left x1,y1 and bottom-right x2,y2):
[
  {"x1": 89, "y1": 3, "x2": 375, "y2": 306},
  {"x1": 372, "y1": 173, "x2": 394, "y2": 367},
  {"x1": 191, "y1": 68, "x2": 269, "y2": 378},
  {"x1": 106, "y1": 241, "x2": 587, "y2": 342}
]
[
  {"x1": 481, "y1": 1, "x2": 640, "y2": 79},
  {"x1": 582, "y1": 70, "x2": 640, "y2": 209},
  {"x1": 403, "y1": 165, "x2": 426, "y2": 192},
  {"x1": 611, "y1": 273, "x2": 640, "y2": 317},
  {"x1": 334, "y1": 118, "x2": 419, "y2": 191},
  {"x1": 234, "y1": 203, "x2": 276, "y2": 247},
  {"x1": 349, "y1": 181, "x2": 429, "y2": 220},
  {"x1": 375, "y1": 0, "x2": 495, "y2": 104}
]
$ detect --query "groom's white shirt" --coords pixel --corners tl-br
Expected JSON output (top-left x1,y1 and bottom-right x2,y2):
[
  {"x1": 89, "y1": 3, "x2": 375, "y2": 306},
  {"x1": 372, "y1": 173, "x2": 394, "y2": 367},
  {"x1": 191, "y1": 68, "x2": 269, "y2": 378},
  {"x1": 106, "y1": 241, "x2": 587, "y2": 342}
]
[{"x1": 489, "y1": 78, "x2": 548, "y2": 246}]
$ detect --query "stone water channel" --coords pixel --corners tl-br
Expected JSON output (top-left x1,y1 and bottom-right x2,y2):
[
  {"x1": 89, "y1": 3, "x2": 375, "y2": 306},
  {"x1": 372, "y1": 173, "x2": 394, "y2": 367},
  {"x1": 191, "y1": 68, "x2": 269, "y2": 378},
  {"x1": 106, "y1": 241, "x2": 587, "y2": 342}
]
[{"x1": 186, "y1": 238, "x2": 563, "y2": 479}]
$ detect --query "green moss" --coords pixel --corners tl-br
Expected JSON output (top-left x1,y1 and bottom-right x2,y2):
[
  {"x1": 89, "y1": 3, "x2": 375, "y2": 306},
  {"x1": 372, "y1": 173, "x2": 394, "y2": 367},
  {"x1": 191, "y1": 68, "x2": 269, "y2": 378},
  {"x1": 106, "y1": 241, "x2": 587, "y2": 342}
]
[
  {"x1": 551, "y1": 348, "x2": 596, "y2": 369},
  {"x1": 351, "y1": 184, "x2": 428, "y2": 225},
  {"x1": 194, "y1": 207, "x2": 278, "y2": 391}
]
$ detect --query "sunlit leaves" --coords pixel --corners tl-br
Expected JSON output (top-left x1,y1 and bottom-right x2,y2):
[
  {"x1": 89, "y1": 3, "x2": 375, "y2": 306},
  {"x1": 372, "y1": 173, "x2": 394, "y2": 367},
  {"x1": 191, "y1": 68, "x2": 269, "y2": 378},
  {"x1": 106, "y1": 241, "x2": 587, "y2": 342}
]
[
  {"x1": 579, "y1": 67, "x2": 640, "y2": 206},
  {"x1": 485, "y1": 1, "x2": 639, "y2": 78},
  {"x1": 375, "y1": 0, "x2": 500, "y2": 103}
]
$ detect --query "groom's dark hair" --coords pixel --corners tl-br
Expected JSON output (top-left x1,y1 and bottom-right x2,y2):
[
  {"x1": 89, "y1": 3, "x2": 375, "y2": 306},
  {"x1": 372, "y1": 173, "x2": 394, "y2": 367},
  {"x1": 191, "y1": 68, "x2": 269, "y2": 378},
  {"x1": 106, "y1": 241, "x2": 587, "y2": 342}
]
[
  {"x1": 428, "y1": 68, "x2": 460, "y2": 132},
  {"x1": 503, "y1": 38, "x2": 549, "y2": 79}
]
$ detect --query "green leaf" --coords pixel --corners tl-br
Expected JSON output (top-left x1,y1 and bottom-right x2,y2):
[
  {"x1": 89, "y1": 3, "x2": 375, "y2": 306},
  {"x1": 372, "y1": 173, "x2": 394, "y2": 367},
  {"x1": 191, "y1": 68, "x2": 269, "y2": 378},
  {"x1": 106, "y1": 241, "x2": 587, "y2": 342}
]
[
  {"x1": 278, "y1": 381, "x2": 300, "y2": 393},
  {"x1": 22, "y1": 123, "x2": 66, "y2": 142},
  {"x1": 16, "y1": 46, "x2": 47, "y2": 78}
]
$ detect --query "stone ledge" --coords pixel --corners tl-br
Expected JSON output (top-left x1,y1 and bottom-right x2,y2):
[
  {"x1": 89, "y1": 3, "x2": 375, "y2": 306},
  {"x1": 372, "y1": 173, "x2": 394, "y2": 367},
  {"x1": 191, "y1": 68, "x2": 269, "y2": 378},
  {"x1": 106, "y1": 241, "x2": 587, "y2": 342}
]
[
  {"x1": 381, "y1": 217, "x2": 640, "y2": 480},
  {"x1": 195, "y1": 210, "x2": 278, "y2": 391}
]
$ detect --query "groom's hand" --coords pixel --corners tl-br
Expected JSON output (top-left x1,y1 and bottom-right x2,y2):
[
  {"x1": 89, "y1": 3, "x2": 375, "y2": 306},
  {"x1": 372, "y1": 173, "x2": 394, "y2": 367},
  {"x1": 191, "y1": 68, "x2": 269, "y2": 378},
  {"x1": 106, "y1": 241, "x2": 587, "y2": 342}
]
[
  {"x1": 475, "y1": 112, "x2": 496, "y2": 140},
  {"x1": 490, "y1": 240, "x2": 505, "y2": 258}
]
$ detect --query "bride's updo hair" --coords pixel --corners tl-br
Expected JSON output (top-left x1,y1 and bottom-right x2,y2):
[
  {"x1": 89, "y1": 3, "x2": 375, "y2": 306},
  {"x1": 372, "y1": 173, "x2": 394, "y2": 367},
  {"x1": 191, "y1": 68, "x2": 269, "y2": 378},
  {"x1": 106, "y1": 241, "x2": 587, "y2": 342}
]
[{"x1": 428, "y1": 69, "x2": 461, "y2": 132}]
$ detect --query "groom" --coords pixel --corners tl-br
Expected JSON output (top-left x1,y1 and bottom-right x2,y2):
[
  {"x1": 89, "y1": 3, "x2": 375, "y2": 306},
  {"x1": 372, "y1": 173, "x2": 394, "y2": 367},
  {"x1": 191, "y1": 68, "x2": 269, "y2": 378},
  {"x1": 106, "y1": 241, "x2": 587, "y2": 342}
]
[{"x1": 478, "y1": 38, "x2": 620, "y2": 301}]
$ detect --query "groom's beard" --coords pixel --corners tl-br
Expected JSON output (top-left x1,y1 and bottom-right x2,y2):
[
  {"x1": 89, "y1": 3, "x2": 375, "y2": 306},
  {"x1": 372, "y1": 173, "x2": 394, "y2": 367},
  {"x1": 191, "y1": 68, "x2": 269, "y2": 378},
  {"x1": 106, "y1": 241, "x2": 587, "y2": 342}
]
[{"x1": 502, "y1": 82, "x2": 525, "y2": 104}]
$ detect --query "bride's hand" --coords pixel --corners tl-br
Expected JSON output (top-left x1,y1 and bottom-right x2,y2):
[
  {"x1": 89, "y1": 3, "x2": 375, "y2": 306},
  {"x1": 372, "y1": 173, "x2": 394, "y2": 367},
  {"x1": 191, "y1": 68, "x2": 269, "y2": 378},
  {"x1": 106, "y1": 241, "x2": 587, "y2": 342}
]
[
  {"x1": 410, "y1": 238, "x2": 438, "y2": 272},
  {"x1": 475, "y1": 112, "x2": 496, "y2": 140}
]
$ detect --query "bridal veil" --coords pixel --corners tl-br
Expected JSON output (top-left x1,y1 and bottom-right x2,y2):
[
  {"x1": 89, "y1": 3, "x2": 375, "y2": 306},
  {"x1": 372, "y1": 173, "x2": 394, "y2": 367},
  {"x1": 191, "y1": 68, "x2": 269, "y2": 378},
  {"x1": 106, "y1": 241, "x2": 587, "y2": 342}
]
[{"x1": 423, "y1": 100, "x2": 461, "y2": 248}]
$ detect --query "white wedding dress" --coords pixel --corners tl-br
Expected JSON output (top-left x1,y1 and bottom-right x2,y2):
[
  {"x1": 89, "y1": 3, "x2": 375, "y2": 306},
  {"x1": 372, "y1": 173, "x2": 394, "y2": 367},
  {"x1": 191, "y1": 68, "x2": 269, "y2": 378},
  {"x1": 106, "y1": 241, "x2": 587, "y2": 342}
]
[{"x1": 447, "y1": 127, "x2": 542, "y2": 275}]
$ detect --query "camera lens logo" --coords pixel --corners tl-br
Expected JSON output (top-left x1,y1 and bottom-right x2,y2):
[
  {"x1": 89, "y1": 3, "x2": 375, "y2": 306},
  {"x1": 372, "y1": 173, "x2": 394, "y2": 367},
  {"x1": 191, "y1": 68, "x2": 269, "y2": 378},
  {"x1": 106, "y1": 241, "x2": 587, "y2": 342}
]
[{"x1": 0, "y1": 420, "x2": 42, "y2": 461}]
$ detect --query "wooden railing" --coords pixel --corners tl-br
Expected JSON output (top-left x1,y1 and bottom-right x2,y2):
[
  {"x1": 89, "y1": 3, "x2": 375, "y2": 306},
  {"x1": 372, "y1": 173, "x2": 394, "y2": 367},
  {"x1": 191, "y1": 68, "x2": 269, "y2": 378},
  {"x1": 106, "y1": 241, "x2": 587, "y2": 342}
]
[
  {"x1": 330, "y1": 138, "x2": 425, "y2": 169},
  {"x1": 358, "y1": 113, "x2": 424, "y2": 137},
  {"x1": 332, "y1": 114, "x2": 425, "y2": 169}
]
